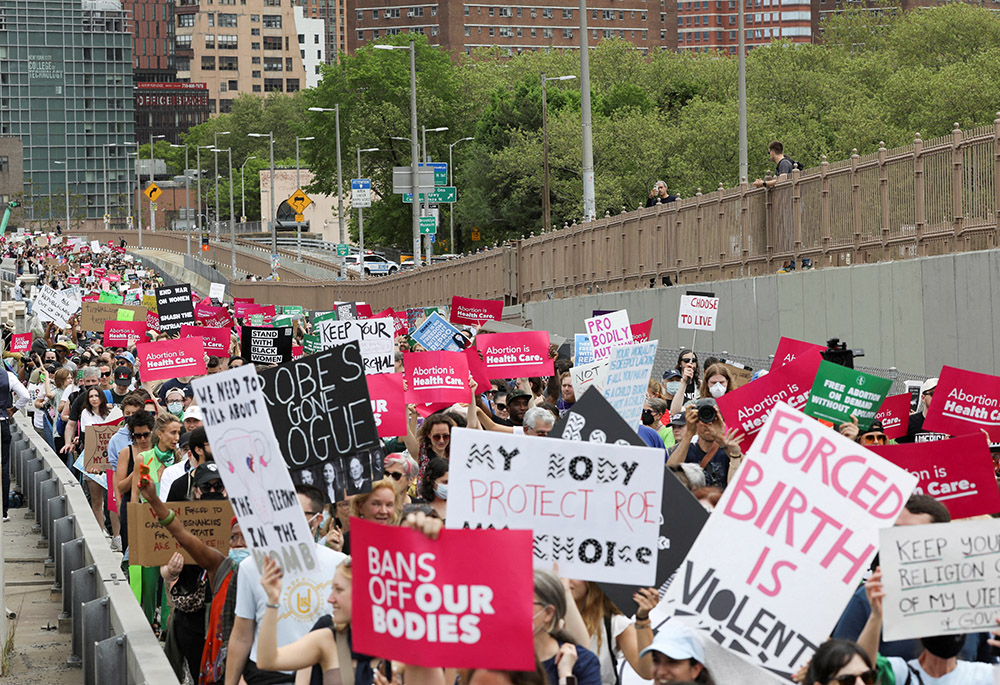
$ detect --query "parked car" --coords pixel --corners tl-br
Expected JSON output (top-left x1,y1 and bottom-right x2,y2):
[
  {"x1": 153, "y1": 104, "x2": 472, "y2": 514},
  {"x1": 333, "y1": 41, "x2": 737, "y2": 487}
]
[{"x1": 345, "y1": 253, "x2": 399, "y2": 276}]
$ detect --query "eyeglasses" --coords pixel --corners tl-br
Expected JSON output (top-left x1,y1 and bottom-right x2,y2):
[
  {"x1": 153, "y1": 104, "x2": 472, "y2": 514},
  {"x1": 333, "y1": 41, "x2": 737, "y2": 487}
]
[
  {"x1": 100, "y1": 371, "x2": 112, "y2": 377},
  {"x1": 303, "y1": 510, "x2": 321, "y2": 519},
  {"x1": 860, "y1": 433, "x2": 888, "y2": 446},
  {"x1": 430, "y1": 434, "x2": 450, "y2": 442},
  {"x1": 826, "y1": 670, "x2": 877, "y2": 685},
  {"x1": 131, "y1": 431, "x2": 152, "y2": 439},
  {"x1": 496, "y1": 403, "x2": 506, "y2": 411},
  {"x1": 681, "y1": 357, "x2": 697, "y2": 363},
  {"x1": 386, "y1": 471, "x2": 405, "y2": 481}
]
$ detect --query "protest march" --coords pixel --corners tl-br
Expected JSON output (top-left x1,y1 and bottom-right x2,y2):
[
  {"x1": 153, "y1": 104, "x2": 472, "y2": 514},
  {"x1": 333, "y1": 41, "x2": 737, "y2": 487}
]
[{"x1": 3, "y1": 230, "x2": 1000, "y2": 685}]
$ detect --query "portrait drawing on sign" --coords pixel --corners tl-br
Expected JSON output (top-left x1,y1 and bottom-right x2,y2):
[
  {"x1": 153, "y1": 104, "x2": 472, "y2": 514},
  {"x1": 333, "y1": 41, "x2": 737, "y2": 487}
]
[{"x1": 345, "y1": 456, "x2": 372, "y2": 496}]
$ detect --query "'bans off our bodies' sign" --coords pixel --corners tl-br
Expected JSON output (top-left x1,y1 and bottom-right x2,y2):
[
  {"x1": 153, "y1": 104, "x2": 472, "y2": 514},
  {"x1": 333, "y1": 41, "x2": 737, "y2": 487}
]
[{"x1": 447, "y1": 428, "x2": 665, "y2": 585}]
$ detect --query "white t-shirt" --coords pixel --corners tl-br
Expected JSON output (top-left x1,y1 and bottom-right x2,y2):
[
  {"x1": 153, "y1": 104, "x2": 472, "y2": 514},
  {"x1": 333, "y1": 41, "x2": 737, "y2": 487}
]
[
  {"x1": 234, "y1": 544, "x2": 346, "y2": 670},
  {"x1": 159, "y1": 461, "x2": 189, "y2": 501},
  {"x1": 589, "y1": 613, "x2": 631, "y2": 685},
  {"x1": 79, "y1": 406, "x2": 122, "y2": 432},
  {"x1": 887, "y1": 657, "x2": 999, "y2": 685}
]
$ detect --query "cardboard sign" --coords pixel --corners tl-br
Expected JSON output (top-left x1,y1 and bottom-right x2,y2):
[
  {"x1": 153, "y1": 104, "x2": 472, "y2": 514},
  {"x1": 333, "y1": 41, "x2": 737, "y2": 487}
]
[
  {"x1": 874, "y1": 393, "x2": 911, "y2": 440},
  {"x1": 366, "y1": 372, "x2": 407, "y2": 438},
  {"x1": 257, "y1": 344, "x2": 384, "y2": 498},
  {"x1": 352, "y1": 519, "x2": 535, "y2": 670},
  {"x1": 33, "y1": 286, "x2": 79, "y2": 328},
  {"x1": 716, "y1": 350, "x2": 821, "y2": 450},
  {"x1": 448, "y1": 427, "x2": 665, "y2": 585},
  {"x1": 923, "y1": 365, "x2": 1000, "y2": 441},
  {"x1": 476, "y1": 331, "x2": 552, "y2": 379},
  {"x1": 240, "y1": 326, "x2": 293, "y2": 365},
  {"x1": 574, "y1": 333, "x2": 595, "y2": 366},
  {"x1": 209, "y1": 282, "x2": 226, "y2": 301},
  {"x1": 449, "y1": 296, "x2": 504, "y2": 325},
  {"x1": 602, "y1": 340, "x2": 658, "y2": 429},
  {"x1": 411, "y1": 311, "x2": 465, "y2": 352},
  {"x1": 155, "y1": 284, "x2": 196, "y2": 333},
  {"x1": 677, "y1": 294, "x2": 718, "y2": 331},
  {"x1": 772, "y1": 337, "x2": 826, "y2": 369},
  {"x1": 659, "y1": 402, "x2": 917, "y2": 681},
  {"x1": 83, "y1": 422, "x2": 121, "y2": 473},
  {"x1": 630, "y1": 318, "x2": 653, "y2": 343},
  {"x1": 570, "y1": 359, "x2": 610, "y2": 399},
  {"x1": 10, "y1": 333, "x2": 31, "y2": 354},
  {"x1": 584, "y1": 309, "x2": 632, "y2": 361},
  {"x1": 722, "y1": 362, "x2": 754, "y2": 388},
  {"x1": 880, "y1": 518, "x2": 1000, "y2": 641},
  {"x1": 138, "y1": 337, "x2": 207, "y2": 382},
  {"x1": 103, "y1": 320, "x2": 147, "y2": 347},
  {"x1": 404, "y1": 351, "x2": 470, "y2": 405},
  {"x1": 127, "y1": 500, "x2": 234, "y2": 566},
  {"x1": 142, "y1": 294, "x2": 158, "y2": 313},
  {"x1": 233, "y1": 297, "x2": 255, "y2": 317},
  {"x1": 803, "y1": 361, "x2": 892, "y2": 431},
  {"x1": 80, "y1": 302, "x2": 147, "y2": 333},
  {"x1": 181, "y1": 324, "x2": 231, "y2": 355},
  {"x1": 196, "y1": 304, "x2": 233, "y2": 328},
  {"x1": 869, "y1": 434, "x2": 1000, "y2": 520}
]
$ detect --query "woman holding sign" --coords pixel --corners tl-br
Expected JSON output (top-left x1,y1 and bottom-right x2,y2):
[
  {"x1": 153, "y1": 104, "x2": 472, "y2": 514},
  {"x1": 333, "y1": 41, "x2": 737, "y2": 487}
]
[
  {"x1": 534, "y1": 570, "x2": 602, "y2": 685},
  {"x1": 668, "y1": 350, "x2": 702, "y2": 415},
  {"x1": 78, "y1": 387, "x2": 122, "y2": 533}
]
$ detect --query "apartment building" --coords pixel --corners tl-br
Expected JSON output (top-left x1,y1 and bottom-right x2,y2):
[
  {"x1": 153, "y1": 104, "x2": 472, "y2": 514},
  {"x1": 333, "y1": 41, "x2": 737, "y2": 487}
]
[
  {"x1": 676, "y1": 0, "x2": 812, "y2": 53},
  {"x1": 294, "y1": 0, "x2": 347, "y2": 61}
]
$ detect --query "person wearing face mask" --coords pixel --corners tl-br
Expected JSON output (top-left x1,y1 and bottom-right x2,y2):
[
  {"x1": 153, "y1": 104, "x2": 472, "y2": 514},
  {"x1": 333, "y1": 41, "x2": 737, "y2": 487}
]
[
  {"x1": 164, "y1": 387, "x2": 186, "y2": 419},
  {"x1": 642, "y1": 398, "x2": 675, "y2": 448},
  {"x1": 534, "y1": 569, "x2": 603, "y2": 685},
  {"x1": 419, "y1": 457, "x2": 449, "y2": 521},
  {"x1": 698, "y1": 364, "x2": 735, "y2": 400}
]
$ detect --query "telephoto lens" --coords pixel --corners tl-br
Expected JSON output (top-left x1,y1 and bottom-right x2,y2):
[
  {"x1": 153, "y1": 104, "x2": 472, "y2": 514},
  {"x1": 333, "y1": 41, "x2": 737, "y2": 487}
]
[{"x1": 696, "y1": 398, "x2": 718, "y2": 423}]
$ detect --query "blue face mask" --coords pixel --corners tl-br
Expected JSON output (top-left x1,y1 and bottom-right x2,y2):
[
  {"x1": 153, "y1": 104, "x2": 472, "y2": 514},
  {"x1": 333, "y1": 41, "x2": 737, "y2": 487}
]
[
  {"x1": 666, "y1": 381, "x2": 681, "y2": 396},
  {"x1": 229, "y1": 548, "x2": 250, "y2": 565}
]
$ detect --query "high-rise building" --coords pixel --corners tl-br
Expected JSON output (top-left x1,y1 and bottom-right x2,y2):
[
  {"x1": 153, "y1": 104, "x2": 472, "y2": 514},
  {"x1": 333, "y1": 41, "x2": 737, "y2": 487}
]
[
  {"x1": 122, "y1": 0, "x2": 175, "y2": 81},
  {"x1": 676, "y1": 0, "x2": 812, "y2": 53},
  {"x1": 294, "y1": 6, "x2": 327, "y2": 88},
  {"x1": 294, "y1": 0, "x2": 347, "y2": 63},
  {"x1": 0, "y1": 0, "x2": 135, "y2": 222},
  {"x1": 134, "y1": 81, "x2": 210, "y2": 143}
]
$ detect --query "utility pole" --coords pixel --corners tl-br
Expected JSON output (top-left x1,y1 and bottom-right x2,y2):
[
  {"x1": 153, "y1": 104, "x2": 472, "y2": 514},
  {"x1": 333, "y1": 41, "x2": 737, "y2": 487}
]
[{"x1": 578, "y1": 0, "x2": 596, "y2": 221}]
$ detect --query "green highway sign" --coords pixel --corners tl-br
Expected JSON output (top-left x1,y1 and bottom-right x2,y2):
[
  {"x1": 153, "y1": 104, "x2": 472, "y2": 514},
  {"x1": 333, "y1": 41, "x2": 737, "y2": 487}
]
[
  {"x1": 403, "y1": 186, "x2": 457, "y2": 204},
  {"x1": 337, "y1": 244, "x2": 350, "y2": 256},
  {"x1": 419, "y1": 216, "x2": 437, "y2": 234},
  {"x1": 419, "y1": 162, "x2": 448, "y2": 186}
]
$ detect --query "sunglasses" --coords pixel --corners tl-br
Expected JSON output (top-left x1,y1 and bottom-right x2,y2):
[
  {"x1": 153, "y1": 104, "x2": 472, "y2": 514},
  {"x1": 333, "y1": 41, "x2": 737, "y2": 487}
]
[
  {"x1": 860, "y1": 433, "x2": 887, "y2": 445},
  {"x1": 922, "y1": 389, "x2": 934, "y2": 397},
  {"x1": 681, "y1": 357, "x2": 697, "y2": 363},
  {"x1": 200, "y1": 481, "x2": 225, "y2": 493},
  {"x1": 827, "y1": 670, "x2": 876, "y2": 685},
  {"x1": 430, "y1": 434, "x2": 450, "y2": 442},
  {"x1": 386, "y1": 471, "x2": 405, "y2": 481},
  {"x1": 131, "y1": 431, "x2": 152, "y2": 439},
  {"x1": 101, "y1": 371, "x2": 112, "y2": 377},
  {"x1": 496, "y1": 403, "x2": 506, "y2": 410}
]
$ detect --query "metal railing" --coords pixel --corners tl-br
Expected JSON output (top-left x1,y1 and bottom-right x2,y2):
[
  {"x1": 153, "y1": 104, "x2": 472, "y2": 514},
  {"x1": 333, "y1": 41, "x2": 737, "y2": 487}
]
[
  {"x1": 9, "y1": 414, "x2": 178, "y2": 685},
  {"x1": 183, "y1": 255, "x2": 231, "y2": 298}
]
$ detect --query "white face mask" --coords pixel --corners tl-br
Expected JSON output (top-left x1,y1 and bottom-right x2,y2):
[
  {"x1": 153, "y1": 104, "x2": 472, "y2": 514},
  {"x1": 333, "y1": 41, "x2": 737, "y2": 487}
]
[
  {"x1": 532, "y1": 607, "x2": 548, "y2": 635},
  {"x1": 665, "y1": 381, "x2": 681, "y2": 396},
  {"x1": 709, "y1": 382, "x2": 726, "y2": 398},
  {"x1": 167, "y1": 401, "x2": 184, "y2": 415},
  {"x1": 434, "y1": 484, "x2": 448, "y2": 501}
]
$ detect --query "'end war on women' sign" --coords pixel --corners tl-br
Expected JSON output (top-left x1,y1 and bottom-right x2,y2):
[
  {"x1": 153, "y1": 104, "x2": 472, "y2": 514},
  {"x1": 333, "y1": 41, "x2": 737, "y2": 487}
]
[
  {"x1": 476, "y1": 331, "x2": 552, "y2": 379},
  {"x1": 660, "y1": 402, "x2": 917, "y2": 681},
  {"x1": 923, "y1": 365, "x2": 1000, "y2": 441},
  {"x1": 584, "y1": 310, "x2": 631, "y2": 361},
  {"x1": 138, "y1": 337, "x2": 206, "y2": 382},
  {"x1": 447, "y1": 428, "x2": 665, "y2": 586},
  {"x1": 803, "y1": 361, "x2": 892, "y2": 431},
  {"x1": 352, "y1": 519, "x2": 535, "y2": 670}
]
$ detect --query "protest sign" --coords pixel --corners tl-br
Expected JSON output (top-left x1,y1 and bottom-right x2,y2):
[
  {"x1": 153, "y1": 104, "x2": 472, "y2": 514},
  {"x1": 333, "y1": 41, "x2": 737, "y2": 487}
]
[
  {"x1": 352, "y1": 519, "x2": 535, "y2": 670},
  {"x1": 375, "y1": 308, "x2": 408, "y2": 338},
  {"x1": 243, "y1": 304, "x2": 276, "y2": 325},
  {"x1": 366, "y1": 372, "x2": 407, "y2": 439},
  {"x1": 128, "y1": 500, "x2": 234, "y2": 566},
  {"x1": 83, "y1": 422, "x2": 121, "y2": 473},
  {"x1": 449, "y1": 427, "x2": 664, "y2": 585},
  {"x1": 155, "y1": 284, "x2": 196, "y2": 333},
  {"x1": 146, "y1": 310, "x2": 160, "y2": 334},
  {"x1": 722, "y1": 362, "x2": 753, "y2": 388},
  {"x1": 584, "y1": 310, "x2": 632, "y2": 361},
  {"x1": 875, "y1": 393, "x2": 911, "y2": 440},
  {"x1": 98, "y1": 290, "x2": 122, "y2": 304},
  {"x1": 630, "y1": 319, "x2": 653, "y2": 343},
  {"x1": 67, "y1": 277, "x2": 80, "y2": 286},
  {"x1": 660, "y1": 402, "x2": 917, "y2": 680},
  {"x1": 404, "y1": 351, "x2": 470, "y2": 406},
  {"x1": 677, "y1": 294, "x2": 719, "y2": 331},
  {"x1": 138, "y1": 337, "x2": 207, "y2": 382},
  {"x1": 10, "y1": 333, "x2": 31, "y2": 354},
  {"x1": 464, "y1": 348, "x2": 492, "y2": 394},
  {"x1": 479, "y1": 319, "x2": 566, "y2": 348},
  {"x1": 336, "y1": 301, "x2": 358, "y2": 320},
  {"x1": 411, "y1": 311, "x2": 465, "y2": 352},
  {"x1": 869, "y1": 434, "x2": 1000, "y2": 520},
  {"x1": 196, "y1": 304, "x2": 233, "y2": 328},
  {"x1": 103, "y1": 320, "x2": 147, "y2": 347},
  {"x1": 181, "y1": 324, "x2": 231, "y2": 355},
  {"x1": 233, "y1": 297, "x2": 255, "y2": 317},
  {"x1": 317, "y1": 317, "x2": 394, "y2": 373},
  {"x1": 449, "y1": 296, "x2": 504, "y2": 325},
  {"x1": 257, "y1": 344, "x2": 384, "y2": 499},
  {"x1": 570, "y1": 359, "x2": 610, "y2": 399},
  {"x1": 141, "y1": 294, "x2": 158, "y2": 312},
  {"x1": 574, "y1": 334, "x2": 595, "y2": 366},
  {"x1": 356, "y1": 303, "x2": 373, "y2": 318},
  {"x1": 923, "y1": 365, "x2": 1000, "y2": 441},
  {"x1": 803, "y1": 361, "x2": 892, "y2": 431},
  {"x1": 476, "y1": 331, "x2": 553, "y2": 379},
  {"x1": 879, "y1": 518, "x2": 1000, "y2": 642},
  {"x1": 116, "y1": 308, "x2": 136, "y2": 321},
  {"x1": 193, "y1": 363, "x2": 334, "y2": 636},
  {"x1": 209, "y1": 282, "x2": 226, "y2": 301},
  {"x1": 33, "y1": 286, "x2": 78, "y2": 328},
  {"x1": 772, "y1": 337, "x2": 826, "y2": 368},
  {"x1": 316, "y1": 314, "x2": 358, "y2": 350},
  {"x1": 240, "y1": 326, "x2": 293, "y2": 365},
  {"x1": 602, "y1": 340, "x2": 658, "y2": 428},
  {"x1": 80, "y1": 302, "x2": 147, "y2": 332}
]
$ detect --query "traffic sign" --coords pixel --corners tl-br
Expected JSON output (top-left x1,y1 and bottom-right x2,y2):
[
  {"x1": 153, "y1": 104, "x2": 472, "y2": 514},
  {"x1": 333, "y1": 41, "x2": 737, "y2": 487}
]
[
  {"x1": 126, "y1": 216, "x2": 134, "y2": 227},
  {"x1": 419, "y1": 216, "x2": 437, "y2": 234},
  {"x1": 103, "y1": 213, "x2": 110, "y2": 223},
  {"x1": 392, "y1": 166, "x2": 436, "y2": 195},
  {"x1": 150, "y1": 202, "x2": 157, "y2": 210},
  {"x1": 144, "y1": 183, "x2": 162, "y2": 202},
  {"x1": 418, "y1": 162, "x2": 448, "y2": 186},
  {"x1": 351, "y1": 178, "x2": 372, "y2": 208},
  {"x1": 403, "y1": 186, "x2": 457, "y2": 204},
  {"x1": 471, "y1": 228, "x2": 481, "y2": 241},
  {"x1": 287, "y1": 189, "x2": 313, "y2": 214},
  {"x1": 294, "y1": 213, "x2": 305, "y2": 222},
  {"x1": 336, "y1": 244, "x2": 350, "y2": 257}
]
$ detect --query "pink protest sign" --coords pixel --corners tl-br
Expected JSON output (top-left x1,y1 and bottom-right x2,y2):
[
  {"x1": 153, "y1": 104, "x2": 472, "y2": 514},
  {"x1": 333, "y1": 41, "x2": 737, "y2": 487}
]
[
  {"x1": 875, "y1": 393, "x2": 911, "y2": 440},
  {"x1": 180, "y1": 324, "x2": 231, "y2": 355},
  {"x1": 869, "y1": 434, "x2": 1000, "y2": 519},
  {"x1": 103, "y1": 321, "x2": 148, "y2": 347},
  {"x1": 233, "y1": 297, "x2": 255, "y2": 317},
  {"x1": 450, "y1": 296, "x2": 504, "y2": 325},
  {"x1": 138, "y1": 337, "x2": 206, "y2": 382},
  {"x1": 356, "y1": 303, "x2": 373, "y2": 318},
  {"x1": 923, "y1": 365, "x2": 1000, "y2": 441},
  {"x1": 146, "y1": 310, "x2": 160, "y2": 333},
  {"x1": 630, "y1": 318, "x2": 653, "y2": 343},
  {"x1": 772, "y1": 337, "x2": 826, "y2": 368},
  {"x1": 476, "y1": 331, "x2": 552, "y2": 379},
  {"x1": 195, "y1": 304, "x2": 233, "y2": 328},
  {"x1": 584, "y1": 309, "x2": 631, "y2": 361},
  {"x1": 10, "y1": 333, "x2": 31, "y2": 354},
  {"x1": 351, "y1": 519, "x2": 535, "y2": 670},
  {"x1": 464, "y1": 348, "x2": 492, "y2": 395},
  {"x1": 404, "y1": 351, "x2": 470, "y2": 405},
  {"x1": 366, "y1": 372, "x2": 406, "y2": 438},
  {"x1": 242, "y1": 304, "x2": 275, "y2": 325}
]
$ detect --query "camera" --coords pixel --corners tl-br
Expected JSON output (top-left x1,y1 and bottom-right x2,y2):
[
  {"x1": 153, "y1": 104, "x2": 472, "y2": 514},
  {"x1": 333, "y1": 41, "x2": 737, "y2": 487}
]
[
  {"x1": 695, "y1": 398, "x2": 718, "y2": 424},
  {"x1": 822, "y1": 338, "x2": 865, "y2": 369}
]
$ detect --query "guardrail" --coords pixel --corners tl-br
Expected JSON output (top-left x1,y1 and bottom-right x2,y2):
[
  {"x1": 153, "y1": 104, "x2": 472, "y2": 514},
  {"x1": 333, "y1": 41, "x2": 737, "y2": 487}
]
[
  {"x1": 183, "y1": 255, "x2": 231, "y2": 298},
  {"x1": 9, "y1": 413, "x2": 178, "y2": 685}
]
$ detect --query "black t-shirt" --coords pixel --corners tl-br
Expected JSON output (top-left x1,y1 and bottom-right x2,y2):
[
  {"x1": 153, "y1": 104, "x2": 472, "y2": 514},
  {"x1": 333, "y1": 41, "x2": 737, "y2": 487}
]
[
  {"x1": 897, "y1": 412, "x2": 950, "y2": 444},
  {"x1": 110, "y1": 388, "x2": 129, "y2": 406},
  {"x1": 166, "y1": 472, "x2": 192, "y2": 503},
  {"x1": 158, "y1": 379, "x2": 192, "y2": 403}
]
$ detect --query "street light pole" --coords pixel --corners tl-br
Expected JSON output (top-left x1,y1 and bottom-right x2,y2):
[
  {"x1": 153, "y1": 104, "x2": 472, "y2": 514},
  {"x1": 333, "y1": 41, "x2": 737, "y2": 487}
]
[
  {"x1": 213, "y1": 131, "x2": 230, "y2": 241},
  {"x1": 227, "y1": 148, "x2": 236, "y2": 276},
  {"x1": 170, "y1": 143, "x2": 192, "y2": 256},
  {"x1": 149, "y1": 133, "x2": 165, "y2": 238},
  {"x1": 578, "y1": 0, "x2": 596, "y2": 221},
  {"x1": 448, "y1": 136, "x2": 473, "y2": 252},
  {"x1": 356, "y1": 146, "x2": 378, "y2": 279},
  {"x1": 54, "y1": 161, "x2": 70, "y2": 233},
  {"x1": 135, "y1": 143, "x2": 142, "y2": 246},
  {"x1": 295, "y1": 136, "x2": 315, "y2": 263},
  {"x1": 240, "y1": 156, "x2": 257, "y2": 226},
  {"x1": 738, "y1": 0, "x2": 748, "y2": 184}
]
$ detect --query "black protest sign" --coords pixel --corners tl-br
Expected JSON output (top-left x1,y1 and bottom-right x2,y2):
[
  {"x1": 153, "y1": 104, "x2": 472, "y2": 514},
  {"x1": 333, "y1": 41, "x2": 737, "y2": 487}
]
[
  {"x1": 155, "y1": 284, "x2": 196, "y2": 333},
  {"x1": 553, "y1": 387, "x2": 708, "y2": 615},
  {"x1": 336, "y1": 302, "x2": 357, "y2": 320},
  {"x1": 257, "y1": 342, "x2": 384, "y2": 501},
  {"x1": 241, "y1": 326, "x2": 293, "y2": 365}
]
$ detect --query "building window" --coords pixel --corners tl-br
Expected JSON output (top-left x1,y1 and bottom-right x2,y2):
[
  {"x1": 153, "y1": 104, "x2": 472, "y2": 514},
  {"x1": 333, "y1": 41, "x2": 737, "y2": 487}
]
[
  {"x1": 357, "y1": 9, "x2": 363, "y2": 20},
  {"x1": 177, "y1": 13, "x2": 195, "y2": 27},
  {"x1": 251, "y1": 27, "x2": 261, "y2": 35},
  {"x1": 499, "y1": 6, "x2": 511, "y2": 16},
  {"x1": 407, "y1": 7, "x2": 424, "y2": 16},
  {"x1": 252, "y1": 56, "x2": 261, "y2": 63},
  {"x1": 542, "y1": 8, "x2": 552, "y2": 17},
  {"x1": 262, "y1": 14, "x2": 282, "y2": 28},
  {"x1": 562, "y1": 8, "x2": 572, "y2": 18},
  {"x1": 531, "y1": 27, "x2": 536, "y2": 36},
  {"x1": 385, "y1": 7, "x2": 400, "y2": 17},
  {"x1": 562, "y1": 28, "x2": 573, "y2": 37},
  {"x1": 0, "y1": 157, "x2": 8, "y2": 173},
  {"x1": 542, "y1": 27, "x2": 552, "y2": 37},
  {"x1": 517, "y1": 7, "x2": 522, "y2": 15},
  {"x1": 207, "y1": 12, "x2": 215, "y2": 27},
  {"x1": 264, "y1": 57, "x2": 283, "y2": 70},
  {"x1": 263, "y1": 35, "x2": 282, "y2": 49},
  {"x1": 286, "y1": 78, "x2": 300, "y2": 92},
  {"x1": 357, "y1": 30, "x2": 364, "y2": 39},
  {"x1": 253, "y1": 70, "x2": 262, "y2": 77},
  {"x1": 264, "y1": 78, "x2": 283, "y2": 92},
  {"x1": 205, "y1": 35, "x2": 215, "y2": 48},
  {"x1": 372, "y1": 9, "x2": 378, "y2": 18},
  {"x1": 253, "y1": 84, "x2": 262, "y2": 92},
  {"x1": 499, "y1": 26, "x2": 512, "y2": 36},
  {"x1": 531, "y1": 8, "x2": 536, "y2": 17},
  {"x1": 219, "y1": 56, "x2": 238, "y2": 70},
  {"x1": 488, "y1": 6, "x2": 494, "y2": 15},
  {"x1": 464, "y1": 26, "x2": 470, "y2": 35},
  {"x1": 464, "y1": 5, "x2": 470, "y2": 14},
  {"x1": 251, "y1": 14, "x2": 260, "y2": 21},
  {"x1": 218, "y1": 13, "x2": 237, "y2": 27},
  {"x1": 176, "y1": 35, "x2": 192, "y2": 49},
  {"x1": 201, "y1": 56, "x2": 216, "y2": 70},
  {"x1": 218, "y1": 35, "x2": 238, "y2": 49},
  {"x1": 432, "y1": 5, "x2": 438, "y2": 14},
  {"x1": 220, "y1": 99, "x2": 233, "y2": 113},
  {"x1": 488, "y1": 26, "x2": 494, "y2": 35}
]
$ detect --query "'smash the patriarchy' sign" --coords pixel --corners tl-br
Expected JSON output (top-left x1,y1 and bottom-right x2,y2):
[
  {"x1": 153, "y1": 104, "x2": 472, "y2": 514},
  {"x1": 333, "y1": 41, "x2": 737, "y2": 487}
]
[
  {"x1": 448, "y1": 428, "x2": 665, "y2": 585},
  {"x1": 660, "y1": 402, "x2": 917, "y2": 681}
]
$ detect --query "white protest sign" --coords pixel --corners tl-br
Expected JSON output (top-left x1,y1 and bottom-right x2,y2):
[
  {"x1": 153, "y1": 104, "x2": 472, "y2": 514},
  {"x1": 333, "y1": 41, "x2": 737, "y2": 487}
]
[
  {"x1": 209, "y1": 282, "x2": 226, "y2": 301},
  {"x1": 318, "y1": 318, "x2": 393, "y2": 374},
  {"x1": 880, "y1": 518, "x2": 1000, "y2": 642},
  {"x1": 677, "y1": 295, "x2": 719, "y2": 331},
  {"x1": 318, "y1": 317, "x2": 361, "y2": 350},
  {"x1": 33, "y1": 286, "x2": 77, "y2": 328},
  {"x1": 90, "y1": 240, "x2": 102, "y2": 254},
  {"x1": 603, "y1": 340, "x2": 658, "y2": 429},
  {"x1": 447, "y1": 428, "x2": 664, "y2": 585},
  {"x1": 658, "y1": 402, "x2": 917, "y2": 680},
  {"x1": 584, "y1": 310, "x2": 632, "y2": 361},
  {"x1": 570, "y1": 359, "x2": 609, "y2": 399}
]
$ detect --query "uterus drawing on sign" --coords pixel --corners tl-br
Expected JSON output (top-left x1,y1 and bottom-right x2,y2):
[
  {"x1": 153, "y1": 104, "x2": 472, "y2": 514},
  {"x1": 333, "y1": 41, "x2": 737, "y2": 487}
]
[{"x1": 217, "y1": 430, "x2": 276, "y2": 525}]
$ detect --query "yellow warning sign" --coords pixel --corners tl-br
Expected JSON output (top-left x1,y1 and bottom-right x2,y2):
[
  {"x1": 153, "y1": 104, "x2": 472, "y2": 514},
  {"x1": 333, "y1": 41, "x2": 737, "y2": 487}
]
[
  {"x1": 144, "y1": 183, "x2": 162, "y2": 202},
  {"x1": 471, "y1": 228, "x2": 482, "y2": 241},
  {"x1": 287, "y1": 189, "x2": 312, "y2": 214}
]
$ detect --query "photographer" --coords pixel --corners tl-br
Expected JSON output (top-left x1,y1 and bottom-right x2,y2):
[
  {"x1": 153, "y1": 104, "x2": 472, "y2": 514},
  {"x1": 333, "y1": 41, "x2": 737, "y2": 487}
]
[{"x1": 666, "y1": 398, "x2": 744, "y2": 489}]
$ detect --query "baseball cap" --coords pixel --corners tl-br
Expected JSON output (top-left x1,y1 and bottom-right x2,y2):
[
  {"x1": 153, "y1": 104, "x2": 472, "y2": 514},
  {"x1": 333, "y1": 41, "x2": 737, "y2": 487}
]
[
  {"x1": 178, "y1": 432, "x2": 191, "y2": 450},
  {"x1": 113, "y1": 367, "x2": 132, "y2": 385},
  {"x1": 183, "y1": 406, "x2": 204, "y2": 423},
  {"x1": 116, "y1": 351, "x2": 136, "y2": 366},
  {"x1": 921, "y1": 377, "x2": 938, "y2": 395},
  {"x1": 639, "y1": 621, "x2": 705, "y2": 663},
  {"x1": 192, "y1": 462, "x2": 222, "y2": 488},
  {"x1": 865, "y1": 419, "x2": 885, "y2": 433},
  {"x1": 669, "y1": 412, "x2": 686, "y2": 427},
  {"x1": 662, "y1": 369, "x2": 683, "y2": 381},
  {"x1": 507, "y1": 388, "x2": 531, "y2": 402}
]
